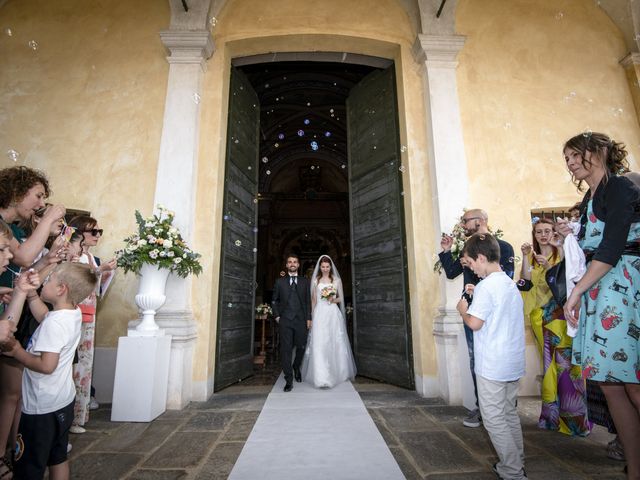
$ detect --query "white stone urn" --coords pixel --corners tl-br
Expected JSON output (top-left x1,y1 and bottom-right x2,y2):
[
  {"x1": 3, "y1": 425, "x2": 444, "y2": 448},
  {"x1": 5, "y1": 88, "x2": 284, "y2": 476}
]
[{"x1": 134, "y1": 263, "x2": 171, "y2": 335}]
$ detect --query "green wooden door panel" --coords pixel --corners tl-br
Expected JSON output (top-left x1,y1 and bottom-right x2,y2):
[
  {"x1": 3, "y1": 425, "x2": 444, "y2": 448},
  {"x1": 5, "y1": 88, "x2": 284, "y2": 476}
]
[
  {"x1": 214, "y1": 68, "x2": 260, "y2": 391},
  {"x1": 347, "y1": 66, "x2": 414, "y2": 389}
]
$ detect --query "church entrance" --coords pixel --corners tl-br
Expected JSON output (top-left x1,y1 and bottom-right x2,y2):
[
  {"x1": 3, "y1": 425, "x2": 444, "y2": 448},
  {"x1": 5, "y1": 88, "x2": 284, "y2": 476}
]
[{"x1": 214, "y1": 56, "x2": 414, "y2": 392}]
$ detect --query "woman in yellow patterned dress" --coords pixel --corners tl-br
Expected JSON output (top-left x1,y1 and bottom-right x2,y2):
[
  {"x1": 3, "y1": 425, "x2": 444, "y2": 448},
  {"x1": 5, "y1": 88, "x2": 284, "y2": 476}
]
[{"x1": 519, "y1": 217, "x2": 590, "y2": 435}]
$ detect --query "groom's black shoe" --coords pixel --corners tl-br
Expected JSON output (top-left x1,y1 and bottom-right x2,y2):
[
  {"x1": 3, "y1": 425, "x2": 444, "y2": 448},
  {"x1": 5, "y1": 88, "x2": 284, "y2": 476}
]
[
  {"x1": 293, "y1": 367, "x2": 302, "y2": 383},
  {"x1": 284, "y1": 382, "x2": 293, "y2": 392}
]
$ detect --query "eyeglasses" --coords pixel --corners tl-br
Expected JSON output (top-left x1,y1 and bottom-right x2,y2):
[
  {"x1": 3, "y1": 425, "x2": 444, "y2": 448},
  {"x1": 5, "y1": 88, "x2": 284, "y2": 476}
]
[
  {"x1": 461, "y1": 217, "x2": 481, "y2": 224},
  {"x1": 85, "y1": 228, "x2": 104, "y2": 236}
]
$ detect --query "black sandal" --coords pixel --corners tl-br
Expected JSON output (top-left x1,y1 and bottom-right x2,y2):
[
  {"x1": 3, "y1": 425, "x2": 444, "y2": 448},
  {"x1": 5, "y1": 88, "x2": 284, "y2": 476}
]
[{"x1": 0, "y1": 456, "x2": 12, "y2": 479}]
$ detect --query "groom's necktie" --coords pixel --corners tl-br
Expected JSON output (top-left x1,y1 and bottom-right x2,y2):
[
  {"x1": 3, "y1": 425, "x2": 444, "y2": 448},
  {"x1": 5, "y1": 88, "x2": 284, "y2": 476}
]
[{"x1": 290, "y1": 276, "x2": 297, "y2": 288}]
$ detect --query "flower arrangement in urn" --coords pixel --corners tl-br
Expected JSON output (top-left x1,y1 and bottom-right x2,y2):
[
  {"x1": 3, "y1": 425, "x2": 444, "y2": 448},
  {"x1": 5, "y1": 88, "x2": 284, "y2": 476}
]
[
  {"x1": 255, "y1": 303, "x2": 272, "y2": 316},
  {"x1": 116, "y1": 204, "x2": 203, "y2": 278}
]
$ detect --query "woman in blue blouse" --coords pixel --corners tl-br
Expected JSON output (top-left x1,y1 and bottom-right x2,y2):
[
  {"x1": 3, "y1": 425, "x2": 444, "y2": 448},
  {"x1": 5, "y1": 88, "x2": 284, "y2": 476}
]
[{"x1": 560, "y1": 132, "x2": 640, "y2": 477}]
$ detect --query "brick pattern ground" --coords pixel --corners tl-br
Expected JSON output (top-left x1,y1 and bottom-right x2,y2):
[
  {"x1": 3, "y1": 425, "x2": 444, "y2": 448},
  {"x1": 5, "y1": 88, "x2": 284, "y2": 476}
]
[{"x1": 67, "y1": 371, "x2": 626, "y2": 479}]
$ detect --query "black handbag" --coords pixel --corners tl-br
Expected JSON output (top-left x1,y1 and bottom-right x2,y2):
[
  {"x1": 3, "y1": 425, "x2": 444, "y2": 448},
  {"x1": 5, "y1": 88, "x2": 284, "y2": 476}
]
[{"x1": 545, "y1": 259, "x2": 567, "y2": 305}]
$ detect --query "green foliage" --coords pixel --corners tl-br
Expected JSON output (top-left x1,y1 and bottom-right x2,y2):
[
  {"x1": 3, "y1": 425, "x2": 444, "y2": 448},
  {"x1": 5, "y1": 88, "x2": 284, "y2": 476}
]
[{"x1": 116, "y1": 205, "x2": 203, "y2": 278}]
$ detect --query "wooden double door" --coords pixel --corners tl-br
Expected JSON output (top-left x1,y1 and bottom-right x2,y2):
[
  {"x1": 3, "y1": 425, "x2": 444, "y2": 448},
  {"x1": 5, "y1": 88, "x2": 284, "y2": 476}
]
[{"x1": 214, "y1": 64, "x2": 414, "y2": 391}]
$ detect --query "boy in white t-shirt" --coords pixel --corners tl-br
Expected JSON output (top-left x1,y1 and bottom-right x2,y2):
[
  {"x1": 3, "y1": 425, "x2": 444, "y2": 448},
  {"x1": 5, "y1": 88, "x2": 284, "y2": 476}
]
[
  {"x1": 5, "y1": 262, "x2": 98, "y2": 480},
  {"x1": 456, "y1": 233, "x2": 527, "y2": 480}
]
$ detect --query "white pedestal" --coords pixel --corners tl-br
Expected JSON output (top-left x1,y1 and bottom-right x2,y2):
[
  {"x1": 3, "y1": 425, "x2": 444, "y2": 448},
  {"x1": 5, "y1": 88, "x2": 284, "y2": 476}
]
[{"x1": 111, "y1": 335, "x2": 172, "y2": 422}]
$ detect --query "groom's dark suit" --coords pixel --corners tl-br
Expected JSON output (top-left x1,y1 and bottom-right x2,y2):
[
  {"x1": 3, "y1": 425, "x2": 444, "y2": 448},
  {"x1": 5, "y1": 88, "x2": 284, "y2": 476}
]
[{"x1": 271, "y1": 274, "x2": 312, "y2": 384}]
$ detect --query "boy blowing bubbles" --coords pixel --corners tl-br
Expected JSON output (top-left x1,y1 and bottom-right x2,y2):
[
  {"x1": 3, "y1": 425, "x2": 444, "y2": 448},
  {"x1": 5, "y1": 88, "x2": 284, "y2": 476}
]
[
  {"x1": 456, "y1": 233, "x2": 528, "y2": 480},
  {"x1": 4, "y1": 263, "x2": 99, "y2": 480}
]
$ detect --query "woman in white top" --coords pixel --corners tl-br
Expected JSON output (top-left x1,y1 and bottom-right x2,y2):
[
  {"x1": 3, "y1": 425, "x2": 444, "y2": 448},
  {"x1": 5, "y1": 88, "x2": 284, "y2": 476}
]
[{"x1": 301, "y1": 255, "x2": 356, "y2": 388}]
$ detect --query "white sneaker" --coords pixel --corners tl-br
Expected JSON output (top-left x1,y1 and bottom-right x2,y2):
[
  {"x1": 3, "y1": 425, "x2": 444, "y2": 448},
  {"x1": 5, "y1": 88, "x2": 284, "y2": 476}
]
[
  {"x1": 70, "y1": 425, "x2": 86, "y2": 434},
  {"x1": 89, "y1": 397, "x2": 99, "y2": 410},
  {"x1": 67, "y1": 443, "x2": 73, "y2": 453},
  {"x1": 463, "y1": 408, "x2": 482, "y2": 428}
]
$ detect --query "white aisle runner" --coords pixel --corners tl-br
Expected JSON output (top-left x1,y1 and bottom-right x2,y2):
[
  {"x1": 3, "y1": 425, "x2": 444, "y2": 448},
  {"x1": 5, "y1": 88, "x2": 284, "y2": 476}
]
[{"x1": 229, "y1": 374, "x2": 406, "y2": 480}]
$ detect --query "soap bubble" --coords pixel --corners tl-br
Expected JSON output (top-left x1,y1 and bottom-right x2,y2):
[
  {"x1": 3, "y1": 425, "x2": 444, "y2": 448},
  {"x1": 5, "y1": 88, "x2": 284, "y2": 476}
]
[
  {"x1": 5, "y1": 28, "x2": 12, "y2": 36},
  {"x1": 329, "y1": 108, "x2": 334, "y2": 113},
  {"x1": 266, "y1": 170, "x2": 271, "y2": 175},
  {"x1": 252, "y1": 227, "x2": 259, "y2": 233},
  {"x1": 235, "y1": 240, "x2": 242, "y2": 247},
  {"x1": 209, "y1": 17, "x2": 218, "y2": 27},
  {"x1": 223, "y1": 215, "x2": 230, "y2": 221},
  {"x1": 274, "y1": 142, "x2": 279, "y2": 148},
  {"x1": 28, "y1": 40, "x2": 38, "y2": 50},
  {"x1": 297, "y1": 130, "x2": 304, "y2": 137},
  {"x1": 310, "y1": 141, "x2": 319, "y2": 151},
  {"x1": 253, "y1": 248, "x2": 257, "y2": 252},
  {"x1": 7, "y1": 149, "x2": 19, "y2": 162},
  {"x1": 306, "y1": 102, "x2": 311, "y2": 106},
  {"x1": 262, "y1": 157, "x2": 269, "y2": 163},
  {"x1": 193, "y1": 93, "x2": 201, "y2": 104},
  {"x1": 341, "y1": 164, "x2": 346, "y2": 169},
  {"x1": 234, "y1": 139, "x2": 239, "y2": 144},
  {"x1": 304, "y1": 119, "x2": 310, "y2": 125},
  {"x1": 265, "y1": 83, "x2": 270, "y2": 88},
  {"x1": 228, "y1": 303, "x2": 233, "y2": 307},
  {"x1": 253, "y1": 198, "x2": 258, "y2": 203},
  {"x1": 555, "y1": 12, "x2": 564, "y2": 20},
  {"x1": 278, "y1": 133, "x2": 285, "y2": 140},
  {"x1": 399, "y1": 165, "x2": 406, "y2": 173},
  {"x1": 324, "y1": 131, "x2": 331, "y2": 137},
  {"x1": 247, "y1": 166, "x2": 252, "y2": 170},
  {"x1": 310, "y1": 166, "x2": 315, "y2": 170},
  {"x1": 400, "y1": 145, "x2": 407, "y2": 152}
]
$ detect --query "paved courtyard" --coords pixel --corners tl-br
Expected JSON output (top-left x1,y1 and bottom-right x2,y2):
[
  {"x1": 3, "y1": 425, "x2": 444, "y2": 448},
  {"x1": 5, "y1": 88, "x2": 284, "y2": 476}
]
[{"x1": 67, "y1": 371, "x2": 627, "y2": 479}]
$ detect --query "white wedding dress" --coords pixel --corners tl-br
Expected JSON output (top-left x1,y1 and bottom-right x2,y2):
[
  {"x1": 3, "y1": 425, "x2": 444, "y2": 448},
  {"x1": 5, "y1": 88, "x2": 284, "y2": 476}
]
[{"x1": 301, "y1": 281, "x2": 357, "y2": 388}]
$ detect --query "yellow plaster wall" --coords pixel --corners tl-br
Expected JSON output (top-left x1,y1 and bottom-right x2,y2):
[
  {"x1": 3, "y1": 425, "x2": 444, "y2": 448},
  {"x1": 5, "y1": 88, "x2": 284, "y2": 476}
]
[
  {"x1": 456, "y1": 0, "x2": 640, "y2": 274},
  {"x1": 193, "y1": 0, "x2": 441, "y2": 383},
  {"x1": 0, "y1": 0, "x2": 170, "y2": 346}
]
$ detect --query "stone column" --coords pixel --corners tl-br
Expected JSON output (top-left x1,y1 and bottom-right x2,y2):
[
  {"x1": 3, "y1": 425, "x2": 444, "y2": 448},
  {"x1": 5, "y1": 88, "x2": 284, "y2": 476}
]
[
  {"x1": 620, "y1": 53, "x2": 640, "y2": 125},
  {"x1": 412, "y1": 34, "x2": 473, "y2": 405},
  {"x1": 130, "y1": 30, "x2": 214, "y2": 409}
]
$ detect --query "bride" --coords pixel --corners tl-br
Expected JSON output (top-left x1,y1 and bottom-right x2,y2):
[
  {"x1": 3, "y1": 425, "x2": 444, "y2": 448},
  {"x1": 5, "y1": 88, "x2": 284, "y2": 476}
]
[{"x1": 301, "y1": 255, "x2": 357, "y2": 388}]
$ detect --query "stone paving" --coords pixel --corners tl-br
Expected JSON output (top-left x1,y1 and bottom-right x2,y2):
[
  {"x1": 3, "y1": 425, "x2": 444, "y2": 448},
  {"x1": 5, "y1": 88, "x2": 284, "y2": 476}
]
[{"x1": 67, "y1": 372, "x2": 627, "y2": 479}]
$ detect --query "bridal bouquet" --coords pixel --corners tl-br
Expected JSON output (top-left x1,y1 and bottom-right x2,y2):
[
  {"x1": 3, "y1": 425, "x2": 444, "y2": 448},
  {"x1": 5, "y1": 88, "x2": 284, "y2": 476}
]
[
  {"x1": 433, "y1": 210, "x2": 504, "y2": 274},
  {"x1": 116, "y1": 204, "x2": 203, "y2": 278},
  {"x1": 255, "y1": 303, "x2": 272, "y2": 316},
  {"x1": 320, "y1": 285, "x2": 337, "y2": 301}
]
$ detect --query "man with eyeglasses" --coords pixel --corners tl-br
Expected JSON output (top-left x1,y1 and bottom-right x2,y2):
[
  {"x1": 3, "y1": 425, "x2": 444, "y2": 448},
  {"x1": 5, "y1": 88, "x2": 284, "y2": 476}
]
[{"x1": 439, "y1": 209, "x2": 515, "y2": 428}]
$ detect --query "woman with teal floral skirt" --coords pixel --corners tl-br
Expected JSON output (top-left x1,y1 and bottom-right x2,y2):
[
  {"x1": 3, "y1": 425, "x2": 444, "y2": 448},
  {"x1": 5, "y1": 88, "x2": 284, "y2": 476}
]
[{"x1": 560, "y1": 132, "x2": 640, "y2": 478}]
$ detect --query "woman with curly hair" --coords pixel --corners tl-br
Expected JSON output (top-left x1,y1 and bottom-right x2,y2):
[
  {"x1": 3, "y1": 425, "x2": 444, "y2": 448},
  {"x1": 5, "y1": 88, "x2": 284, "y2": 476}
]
[
  {"x1": 519, "y1": 217, "x2": 591, "y2": 435},
  {"x1": 559, "y1": 132, "x2": 640, "y2": 477},
  {"x1": 0, "y1": 166, "x2": 66, "y2": 476}
]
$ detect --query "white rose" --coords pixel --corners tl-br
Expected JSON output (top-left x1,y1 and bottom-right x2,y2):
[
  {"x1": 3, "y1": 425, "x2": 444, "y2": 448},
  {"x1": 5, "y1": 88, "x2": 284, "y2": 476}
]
[
  {"x1": 138, "y1": 239, "x2": 147, "y2": 246},
  {"x1": 169, "y1": 227, "x2": 178, "y2": 235},
  {"x1": 182, "y1": 254, "x2": 187, "y2": 258},
  {"x1": 145, "y1": 222, "x2": 156, "y2": 228},
  {"x1": 159, "y1": 251, "x2": 167, "y2": 257},
  {"x1": 174, "y1": 258, "x2": 182, "y2": 264},
  {"x1": 163, "y1": 240, "x2": 172, "y2": 249},
  {"x1": 167, "y1": 251, "x2": 175, "y2": 257}
]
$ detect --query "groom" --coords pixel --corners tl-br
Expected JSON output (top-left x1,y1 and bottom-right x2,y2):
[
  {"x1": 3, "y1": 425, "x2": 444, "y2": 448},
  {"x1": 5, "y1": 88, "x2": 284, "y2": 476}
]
[{"x1": 271, "y1": 254, "x2": 312, "y2": 392}]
